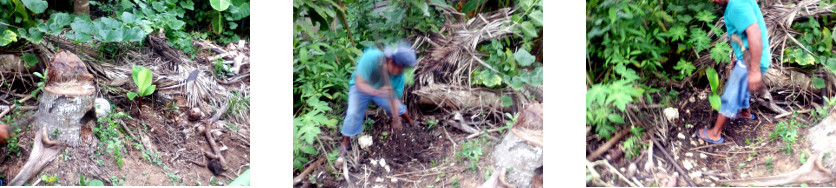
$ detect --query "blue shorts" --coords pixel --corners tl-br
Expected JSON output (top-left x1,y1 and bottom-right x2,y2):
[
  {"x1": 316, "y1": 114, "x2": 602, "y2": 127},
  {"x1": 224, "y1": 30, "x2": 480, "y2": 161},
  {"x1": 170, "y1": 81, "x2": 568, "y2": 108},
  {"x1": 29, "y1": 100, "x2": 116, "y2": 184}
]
[
  {"x1": 719, "y1": 59, "x2": 766, "y2": 118},
  {"x1": 341, "y1": 85, "x2": 407, "y2": 137}
]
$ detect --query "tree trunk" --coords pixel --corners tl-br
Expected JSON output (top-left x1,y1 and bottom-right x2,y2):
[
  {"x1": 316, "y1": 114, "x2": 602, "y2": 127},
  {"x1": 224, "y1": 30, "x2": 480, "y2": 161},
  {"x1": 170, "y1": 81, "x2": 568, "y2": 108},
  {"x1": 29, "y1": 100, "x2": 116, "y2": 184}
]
[
  {"x1": 33, "y1": 50, "x2": 96, "y2": 147},
  {"x1": 73, "y1": 0, "x2": 89, "y2": 15}
]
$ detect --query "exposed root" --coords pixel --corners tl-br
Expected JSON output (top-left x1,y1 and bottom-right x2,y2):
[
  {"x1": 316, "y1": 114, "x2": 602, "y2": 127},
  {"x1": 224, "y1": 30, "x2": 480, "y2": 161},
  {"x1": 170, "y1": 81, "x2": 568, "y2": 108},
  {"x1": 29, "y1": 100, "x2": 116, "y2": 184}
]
[{"x1": 719, "y1": 153, "x2": 835, "y2": 186}]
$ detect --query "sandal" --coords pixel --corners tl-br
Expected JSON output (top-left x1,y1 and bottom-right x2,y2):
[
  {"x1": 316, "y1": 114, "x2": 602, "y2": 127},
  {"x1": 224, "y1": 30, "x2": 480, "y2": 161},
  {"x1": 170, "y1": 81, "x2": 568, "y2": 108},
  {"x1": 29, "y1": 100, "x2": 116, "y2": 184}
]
[{"x1": 698, "y1": 128, "x2": 724, "y2": 144}]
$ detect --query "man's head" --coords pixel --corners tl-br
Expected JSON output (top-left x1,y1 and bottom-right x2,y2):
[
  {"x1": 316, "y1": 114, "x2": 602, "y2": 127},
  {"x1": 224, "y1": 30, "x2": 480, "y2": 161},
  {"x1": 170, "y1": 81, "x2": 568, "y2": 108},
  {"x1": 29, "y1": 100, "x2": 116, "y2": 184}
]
[{"x1": 383, "y1": 43, "x2": 416, "y2": 75}]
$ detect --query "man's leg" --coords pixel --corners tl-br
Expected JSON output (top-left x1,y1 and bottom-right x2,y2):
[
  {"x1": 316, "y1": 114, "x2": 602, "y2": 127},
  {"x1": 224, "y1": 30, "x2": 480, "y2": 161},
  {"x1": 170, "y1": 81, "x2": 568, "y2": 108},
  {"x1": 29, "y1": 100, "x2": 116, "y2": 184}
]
[
  {"x1": 701, "y1": 60, "x2": 749, "y2": 142},
  {"x1": 700, "y1": 114, "x2": 728, "y2": 141},
  {"x1": 340, "y1": 86, "x2": 373, "y2": 156}
]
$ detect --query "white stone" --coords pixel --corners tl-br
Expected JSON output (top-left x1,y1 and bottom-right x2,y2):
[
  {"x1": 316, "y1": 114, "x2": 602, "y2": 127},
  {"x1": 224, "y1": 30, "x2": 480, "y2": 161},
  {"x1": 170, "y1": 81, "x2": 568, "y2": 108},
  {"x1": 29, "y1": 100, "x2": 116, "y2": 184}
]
[
  {"x1": 689, "y1": 96, "x2": 696, "y2": 103},
  {"x1": 391, "y1": 178, "x2": 398, "y2": 183},
  {"x1": 700, "y1": 153, "x2": 708, "y2": 159},
  {"x1": 740, "y1": 173, "x2": 748, "y2": 178},
  {"x1": 370, "y1": 159, "x2": 378, "y2": 167},
  {"x1": 95, "y1": 98, "x2": 110, "y2": 118},
  {"x1": 664, "y1": 108, "x2": 679, "y2": 122},
  {"x1": 685, "y1": 152, "x2": 694, "y2": 157},
  {"x1": 682, "y1": 161, "x2": 693, "y2": 170},
  {"x1": 709, "y1": 176, "x2": 719, "y2": 181},
  {"x1": 380, "y1": 158, "x2": 386, "y2": 167},
  {"x1": 698, "y1": 92, "x2": 707, "y2": 100},
  {"x1": 358, "y1": 135, "x2": 373, "y2": 149},
  {"x1": 384, "y1": 165, "x2": 391, "y2": 173},
  {"x1": 691, "y1": 140, "x2": 698, "y2": 146},
  {"x1": 689, "y1": 171, "x2": 703, "y2": 179},
  {"x1": 677, "y1": 133, "x2": 686, "y2": 140},
  {"x1": 375, "y1": 177, "x2": 384, "y2": 183}
]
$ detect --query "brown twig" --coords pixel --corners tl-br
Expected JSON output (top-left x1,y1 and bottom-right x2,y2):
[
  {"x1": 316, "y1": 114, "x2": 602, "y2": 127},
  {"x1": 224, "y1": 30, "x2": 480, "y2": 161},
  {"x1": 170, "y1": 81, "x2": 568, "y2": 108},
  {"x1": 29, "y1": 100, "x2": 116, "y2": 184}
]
[
  {"x1": 293, "y1": 158, "x2": 325, "y2": 186},
  {"x1": 689, "y1": 142, "x2": 732, "y2": 151},
  {"x1": 587, "y1": 128, "x2": 630, "y2": 161}
]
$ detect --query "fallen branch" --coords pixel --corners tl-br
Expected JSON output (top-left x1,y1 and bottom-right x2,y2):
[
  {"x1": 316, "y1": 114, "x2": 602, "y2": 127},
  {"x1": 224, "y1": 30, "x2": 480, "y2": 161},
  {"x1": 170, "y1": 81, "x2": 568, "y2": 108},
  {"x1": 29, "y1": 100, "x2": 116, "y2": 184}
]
[
  {"x1": 204, "y1": 101, "x2": 230, "y2": 167},
  {"x1": 587, "y1": 128, "x2": 630, "y2": 161},
  {"x1": 774, "y1": 109, "x2": 812, "y2": 119},
  {"x1": 719, "y1": 153, "x2": 834, "y2": 186},
  {"x1": 293, "y1": 158, "x2": 325, "y2": 186},
  {"x1": 587, "y1": 159, "x2": 637, "y2": 187},
  {"x1": 688, "y1": 142, "x2": 732, "y2": 151},
  {"x1": 9, "y1": 127, "x2": 65, "y2": 186}
]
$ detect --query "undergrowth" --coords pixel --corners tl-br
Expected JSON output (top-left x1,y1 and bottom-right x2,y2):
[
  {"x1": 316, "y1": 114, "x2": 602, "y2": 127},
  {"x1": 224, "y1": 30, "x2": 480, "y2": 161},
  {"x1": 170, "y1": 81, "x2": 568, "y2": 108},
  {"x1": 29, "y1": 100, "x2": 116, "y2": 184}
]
[{"x1": 93, "y1": 106, "x2": 132, "y2": 168}]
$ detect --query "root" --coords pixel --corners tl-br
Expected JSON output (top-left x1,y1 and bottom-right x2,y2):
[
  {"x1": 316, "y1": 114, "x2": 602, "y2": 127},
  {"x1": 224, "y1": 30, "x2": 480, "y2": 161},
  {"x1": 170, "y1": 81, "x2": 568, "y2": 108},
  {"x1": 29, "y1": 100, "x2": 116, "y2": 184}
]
[{"x1": 719, "y1": 153, "x2": 835, "y2": 186}]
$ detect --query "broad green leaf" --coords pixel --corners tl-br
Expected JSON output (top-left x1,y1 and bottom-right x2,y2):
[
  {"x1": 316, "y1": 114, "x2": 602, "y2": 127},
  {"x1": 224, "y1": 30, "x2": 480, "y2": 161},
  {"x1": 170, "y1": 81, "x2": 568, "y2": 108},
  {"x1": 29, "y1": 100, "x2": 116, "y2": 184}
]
[
  {"x1": 17, "y1": 27, "x2": 43, "y2": 44},
  {"x1": 123, "y1": 27, "x2": 145, "y2": 42},
  {"x1": 0, "y1": 29, "x2": 17, "y2": 46},
  {"x1": 100, "y1": 30, "x2": 123, "y2": 42},
  {"x1": 529, "y1": 10, "x2": 543, "y2": 27},
  {"x1": 462, "y1": 0, "x2": 481, "y2": 14},
  {"x1": 710, "y1": 42, "x2": 732, "y2": 63},
  {"x1": 101, "y1": 17, "x2": 121, "y2": 30},
  {"x1": 414, "y1": 1, "x2": 430, "y2": 16},
  {"x1": 70, "y1": 17, "x2": 95, "y2": 34},
  {"x1": 21, "y1": 53, "x2": 38, "y2": 68},
  {"x1": 587, "y1": 84, "x2": 608, "y2": 106},
  {"x1": 514, "y1": 49, "x2": 536, "y2": 66},
  {"x1": 484, "y1": 72, "x2": 502, "y2": 87},
  {"x1": 501, "y1": 96, "x2": 513, "y2": 107},
  {"x1": 607, "y1": 113, "x2": 625, "y2": 124},
  {"x1": 709, "y1": 94, "x2": 721, "y2": 111},
  {"x1": 141, "y1": 84, "x2": 156, "y2": 97},
  {"x1": 826, "y1": 58, "x2": 836, "y2": 72},
  {"x1": 430, "y1": 0, "x2": 450, "y2": 8},
  {"x1": 210, "y1": 0, "x2": 232, "y2": 11},
  {"x1": 46, "y1": 13, "x2": 71, "y2": 35},
  {"x1": 227, "y1": 3, "x2": 250, "y2": 20},
  {"x1": 151, "y1": 1, "x2": 166, "y2": 12},
  {"x1": 300, "y1": 145, "x2": 317, "y2": 155},
  {"x1": 798, "y1": 53, "x2": 816, "y2": 66},
  {"x1": 298, "y1": 123, "x2": 321, "y2": 144},
  {"x1": 813, "y1": 77, "x2": 826, "y2": 89},
  {"x1": 21, "y1": 0, "x2": 47, "y2": 14},
  {"x1": 677, "y1": 14, "x2": 692, "y2": 23},
  {"x1": 120, "y1": 0, "x2": 134, "y2": 10},
  {"x1": 695, "y1": 10, "x2": 716, "y2": 23},
  {"x1": 121, "y1": 12, "x2": 136, "y2": 24},
  {"x1": 520, "y1": 21, "x2": 538, "y2": 38},
  {"x1": 167, "y1": 20, "x2": 186, "y2": 30},
  {"x1": 65, "y1": 31, "x2": 92, "y2": 43},
  {"x1": 127, "y1": 92, "x2": 137, "y2": 100},
  {"x1": 87, "y1": 180, "x2": 104, "y2": 186},
  {"x1": 667, "y1": 26, "x2": 687, "y2": 42},
  {"x1": 180, "y1": 0, "x2": 195, "y2": 10},
  {"x1": 706, "y1": 67, "x2": 719, "y2": 94}
]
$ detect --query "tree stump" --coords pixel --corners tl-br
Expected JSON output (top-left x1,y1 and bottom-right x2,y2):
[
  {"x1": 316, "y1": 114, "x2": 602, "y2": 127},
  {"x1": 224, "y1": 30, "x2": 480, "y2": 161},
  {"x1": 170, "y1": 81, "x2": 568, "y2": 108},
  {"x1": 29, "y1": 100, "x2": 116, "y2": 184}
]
[
  {"x1": 33, "y1": 50, "x2": 96, "y2": 146},
  {"x1": 491, "y1": 102, "x2": 543, "y2": 188}
]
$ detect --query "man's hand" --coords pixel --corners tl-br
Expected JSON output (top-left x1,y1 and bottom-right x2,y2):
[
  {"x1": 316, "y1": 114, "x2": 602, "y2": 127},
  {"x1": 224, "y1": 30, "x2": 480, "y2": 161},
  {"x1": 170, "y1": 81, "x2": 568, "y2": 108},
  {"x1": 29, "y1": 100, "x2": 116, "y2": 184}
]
[
  {"x1": 0, "y1": 123, "x2": 9, "y2": 144},
  {"x1": 748, "y1": 72, "x2": 763, "y2": 93},
  {"x1": 376, "y1": 86, "x2": 394, "y2": 98}
]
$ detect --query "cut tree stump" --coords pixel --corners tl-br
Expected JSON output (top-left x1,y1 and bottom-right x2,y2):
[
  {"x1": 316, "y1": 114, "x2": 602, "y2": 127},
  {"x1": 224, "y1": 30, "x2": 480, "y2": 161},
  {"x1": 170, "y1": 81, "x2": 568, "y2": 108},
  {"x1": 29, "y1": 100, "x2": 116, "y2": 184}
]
[
  {"x1": 33, "y1": 50, "x2": 96, "y2": 146},
  {"x1": 491, "y1": 103, "x2": 543, "y2": 188}
]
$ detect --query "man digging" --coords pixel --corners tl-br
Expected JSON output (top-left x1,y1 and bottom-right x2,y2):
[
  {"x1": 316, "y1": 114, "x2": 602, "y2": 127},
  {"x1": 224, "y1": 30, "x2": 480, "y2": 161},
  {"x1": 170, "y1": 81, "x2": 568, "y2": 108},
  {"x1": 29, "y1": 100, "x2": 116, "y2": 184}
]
[
  {"x1": 335, "y1": 42, "x2": 417, "y2": 166},
  {"x1": 699, "y1": 0, "x2": 770, "y2": 144}
]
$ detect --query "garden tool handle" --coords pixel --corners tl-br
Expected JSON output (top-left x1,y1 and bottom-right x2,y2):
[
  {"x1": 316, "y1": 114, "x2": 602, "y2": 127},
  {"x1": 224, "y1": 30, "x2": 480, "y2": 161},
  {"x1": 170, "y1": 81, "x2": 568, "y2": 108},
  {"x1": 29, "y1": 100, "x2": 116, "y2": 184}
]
[{"x1": 730, "y1": 34, "x2": 749, "y2": 62}]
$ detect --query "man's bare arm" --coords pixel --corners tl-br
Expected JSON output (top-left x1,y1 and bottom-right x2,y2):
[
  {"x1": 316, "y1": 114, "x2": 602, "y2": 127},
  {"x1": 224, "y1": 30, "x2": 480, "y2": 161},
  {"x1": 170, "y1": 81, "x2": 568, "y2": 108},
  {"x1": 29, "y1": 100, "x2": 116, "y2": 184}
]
[{"x1": 744, "y1": 23, "x2": 764, "y2": 92}]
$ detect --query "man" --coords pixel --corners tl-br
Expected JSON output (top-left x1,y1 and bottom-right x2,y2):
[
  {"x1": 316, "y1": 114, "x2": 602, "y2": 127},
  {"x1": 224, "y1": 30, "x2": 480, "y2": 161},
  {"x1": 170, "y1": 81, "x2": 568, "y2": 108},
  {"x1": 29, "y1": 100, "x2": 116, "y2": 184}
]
[
  {"x1": 699, "y1": 0, "x2": 770, "y2": 144},
  {"x1": 337, "y1": 42, "x2": 417, "y2": 159}
]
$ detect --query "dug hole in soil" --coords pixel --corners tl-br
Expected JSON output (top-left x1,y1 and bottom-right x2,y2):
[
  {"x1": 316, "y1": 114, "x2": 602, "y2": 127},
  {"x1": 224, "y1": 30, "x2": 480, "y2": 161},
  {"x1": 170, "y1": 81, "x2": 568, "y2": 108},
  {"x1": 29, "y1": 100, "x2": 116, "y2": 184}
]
[{"x1": 312, "y1": 108, "x2": 505, "y2": 188}]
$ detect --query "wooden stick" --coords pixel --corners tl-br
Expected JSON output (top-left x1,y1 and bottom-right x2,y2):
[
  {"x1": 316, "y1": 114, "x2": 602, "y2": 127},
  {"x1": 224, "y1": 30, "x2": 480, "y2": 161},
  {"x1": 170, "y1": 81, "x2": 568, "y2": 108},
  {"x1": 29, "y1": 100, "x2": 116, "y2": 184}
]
[
  {"x1": 587, "y1": 128, "x2": 630, "y2": 161},
  {"x1": 293, "y1": 158, "x2": 325, "y2": 186},
  {"x1": 689, "y1": 142, "x2": 732, "y2": 151},
  {"x1": 651, "y1": 135, "x2": 698, "y2": 187},
  {"x1": 774, "y1": 109, "x2": 811, "y2": 119}
]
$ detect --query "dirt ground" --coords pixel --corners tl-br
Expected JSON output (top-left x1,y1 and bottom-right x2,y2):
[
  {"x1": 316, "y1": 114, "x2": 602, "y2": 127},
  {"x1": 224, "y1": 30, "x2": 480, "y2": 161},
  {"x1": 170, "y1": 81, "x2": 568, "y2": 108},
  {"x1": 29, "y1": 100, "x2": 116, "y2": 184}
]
[
  {"x1": 587, "y1": 88, "x2": 836, "y2": 187},
  {"x1": 0, "y1": 92, "x2": 250, "y2": 186},
  {"x1": 307, "y1": 109, "x2": 507, "y2": 188}
]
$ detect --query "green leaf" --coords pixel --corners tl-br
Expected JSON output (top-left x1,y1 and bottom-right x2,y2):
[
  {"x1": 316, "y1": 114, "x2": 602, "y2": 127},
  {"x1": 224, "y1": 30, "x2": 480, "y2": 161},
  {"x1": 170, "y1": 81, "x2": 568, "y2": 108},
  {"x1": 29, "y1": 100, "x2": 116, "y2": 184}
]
[
  {"x1": 607, "y1": 113, "x2": 625, "y2": 124},
  {"x1": 706, "y1": 67, "x2": 719, "y2": 94},
  {"x1": 0, "y1": 29, "x2": 18, "y2": 46},
  {"x1": 100, "y1": 30, "x2": 123, "y2": 42},
  {"x1": 587, "y1": 84, "x2": 608, "y2": 106},
  {"x1": 607, "y1": 80, "x2": 637, "y2": 112},
  {"x1": 689, "y1": 29, "x2": 711, "y2": 53},
  {"x1": 227, "y1": 3, "x2": 250, "y2": 20},
  {"x1": 127, "y1": 92, "x2": 137, "y2": 100},
  {"x1": 529, "y1": 10, "x2": 543, "y2": 27},
  {"x1": 88, "y1": 180, "x2": 104, "y2": 186},
  {"x1": 17, "y1": 27, "x2": 43, "y2": 44},
  {"x1": 141, "y1": 85, "x2": 156, "y2": 97},
  {"x1": 413, "y1": 1, "x2": 430, "y2": 17},
  {"x1": 667, "y1": 26, "x2": 687, "y2": 42},
  {"x1": 66, "y1": 31, "x2": 92, "y2": 43},
  {"x1": 798, "y1": 53, "x2": 816, "y2": 66},
  {"x1": 520, "y1": 21, "x2": 538, "y2": 38},
  {"x1": 501, "y1": 96, "x2": 513, "y2": 107},
  {"x1": 514, "y1": 49, "x2": 536, "y2": 66},
  {"x1": 46, "y1": 13, "x2": 72, "y2": 35},
  {"x1": 710, "y1": 42, "x2": 732, "y2": 63},
  {"x1": 430, "y1": 0, "x2": 450, "y2": 8},
  {"x1": 167, "y1": 20, "x2": 186, "y2": 30},
  {"x1": 180, "y1": 0, "x2": 195, "y2": 10},
  {"x1": 210, "y1": 0, "x2": 232, "y2": 11},
  {"x1": 123, "y1": 27, "x2": 145, "y2": 42},
  {"x1": 674, "y1": 59, "x2": 696, "y2": 78},
  {"x1": 826, "y1": 58, "x2": 836, "y2": 72},
  {"x1": 825, "y1": 28, "x2": 833, "y2": 54},
  {"x1": 709, "y1": 94, "x2": 722, "y2": 111},
  {"x1": 70, "y1": 17, "x2": 95, "y2": 34},
  {"x1": 21, "y1": 0, "x2": 47, "y2": 14},
  {"x1": 695, "y1": 10, "x2": 716, "y2": 23},
  {"x1": 121, "y1": 12, "x2": 136, "y2": 24},
  {"x1": 297, "y1": 123, "x2": 321, "y2": 145},
  {"x1": 151, "y1": 1, "x2": 166, "y2": 12},
  {"x1": 462, "y1": 0, "x2": 481, "y2": 14},
  {"x1": 300, "y1": 145, "x2": 318, "y2": 155},
  {"x1": 21, "y1": 53, "x2": 38, "y2": 68},
  {"x1": 813, "y1": 77, "x2": 826, "y2": 89}
]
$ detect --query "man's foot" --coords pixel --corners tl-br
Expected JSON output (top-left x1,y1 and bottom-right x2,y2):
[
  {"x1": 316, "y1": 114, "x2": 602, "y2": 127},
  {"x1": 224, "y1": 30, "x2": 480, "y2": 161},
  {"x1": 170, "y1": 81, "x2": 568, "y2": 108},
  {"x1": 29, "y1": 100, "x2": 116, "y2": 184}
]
[
  {"x1": 697, "y1": 128, "x2": 724, "y2": 144},
  {"x1": 401, "y1": 114, "x2": 415, "y2": 127},
  {"x1": 736, "y1": 109, "x2": 755, "y2": 120}
]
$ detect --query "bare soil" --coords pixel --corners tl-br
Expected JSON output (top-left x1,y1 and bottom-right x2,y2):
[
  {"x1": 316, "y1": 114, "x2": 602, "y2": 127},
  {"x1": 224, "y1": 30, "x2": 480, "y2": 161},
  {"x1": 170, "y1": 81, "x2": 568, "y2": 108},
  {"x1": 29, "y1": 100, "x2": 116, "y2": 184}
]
[{"x1": 0, "y1": 95, "x2": 250, "y2": 186}]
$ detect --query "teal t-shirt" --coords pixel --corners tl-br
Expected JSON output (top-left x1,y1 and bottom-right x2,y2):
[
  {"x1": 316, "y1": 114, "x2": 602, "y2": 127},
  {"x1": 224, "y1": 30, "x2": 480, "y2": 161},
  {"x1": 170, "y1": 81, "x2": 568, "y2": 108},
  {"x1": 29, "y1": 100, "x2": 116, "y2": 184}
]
[
  {"x1": 724, "y1": 0, "x2": 770, "y2": 70},
  {"x1": 348, "y1": 48, "x2": 406, "y2": 99}
]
